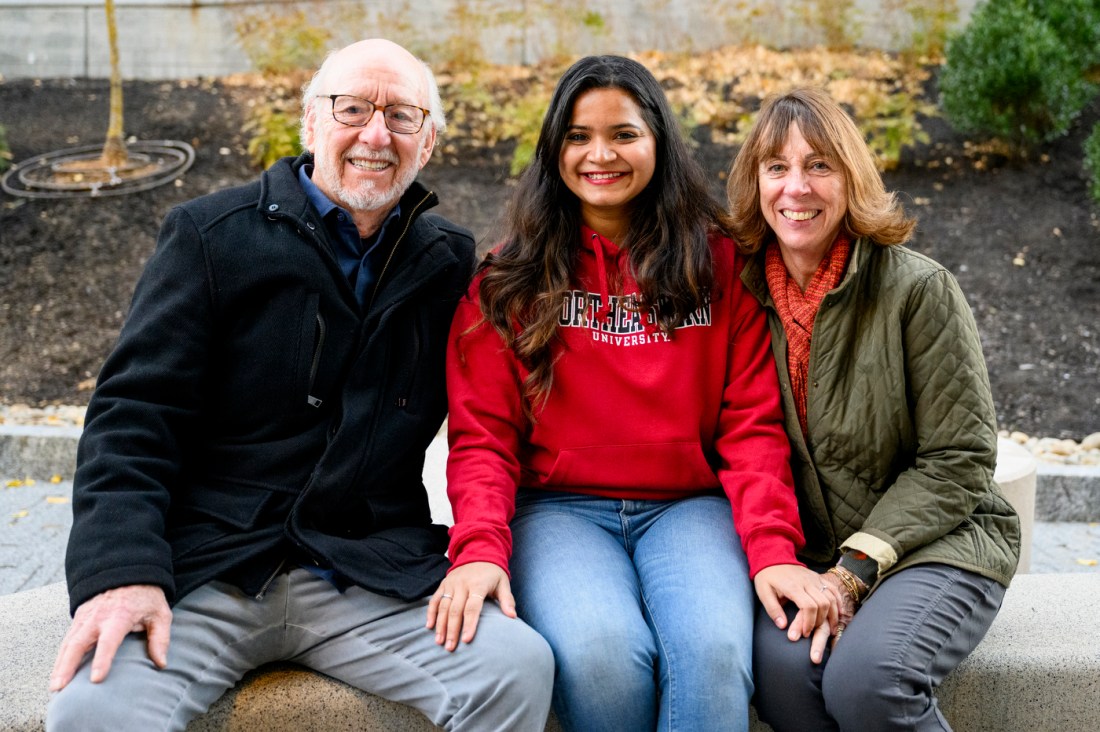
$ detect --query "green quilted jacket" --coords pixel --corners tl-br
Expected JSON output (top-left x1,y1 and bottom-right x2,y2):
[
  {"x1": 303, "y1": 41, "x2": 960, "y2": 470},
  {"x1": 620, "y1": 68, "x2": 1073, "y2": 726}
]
[{"x1": 741, "y1": 239, "x2": 1020, "y2": 589}]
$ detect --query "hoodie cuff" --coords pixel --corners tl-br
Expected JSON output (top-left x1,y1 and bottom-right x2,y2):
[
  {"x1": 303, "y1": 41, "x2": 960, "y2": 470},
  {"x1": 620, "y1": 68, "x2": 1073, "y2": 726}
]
[
  {"x1": 447, "y1": 531, "x2": 512, "y2": 578},
  {"x1": 745, "y1": 531, "x2": 804, "y2": 579}
]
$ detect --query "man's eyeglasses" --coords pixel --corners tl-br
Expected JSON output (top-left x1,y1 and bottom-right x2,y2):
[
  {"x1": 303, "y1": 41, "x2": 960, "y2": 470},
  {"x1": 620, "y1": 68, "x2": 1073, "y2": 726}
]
[{"x1": 327, "y1": 95, "x2": 429, "y2": 134}]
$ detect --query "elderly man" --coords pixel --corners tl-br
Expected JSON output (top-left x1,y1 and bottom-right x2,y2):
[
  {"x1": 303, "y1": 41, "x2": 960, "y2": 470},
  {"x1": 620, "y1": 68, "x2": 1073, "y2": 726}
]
[{"x1": 46, "y1": 39, "x2": 553, "y2": 732}]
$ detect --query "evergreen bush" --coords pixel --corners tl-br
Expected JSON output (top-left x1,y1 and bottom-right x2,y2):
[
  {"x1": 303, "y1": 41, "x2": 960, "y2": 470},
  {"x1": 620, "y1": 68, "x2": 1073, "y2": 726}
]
[
  {"x1": 1027, "y1": 0, "x2": 1100, "y2": 74},
  {"x1": 939, "y1": 0, "x2": 1096, "y2": 149}
]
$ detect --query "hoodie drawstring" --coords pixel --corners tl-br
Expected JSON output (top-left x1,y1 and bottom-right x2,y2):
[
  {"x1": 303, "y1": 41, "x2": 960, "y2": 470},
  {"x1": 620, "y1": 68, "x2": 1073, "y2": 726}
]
[{"x1": 591, "y1": 232, "x2": 612, "y2": 321}]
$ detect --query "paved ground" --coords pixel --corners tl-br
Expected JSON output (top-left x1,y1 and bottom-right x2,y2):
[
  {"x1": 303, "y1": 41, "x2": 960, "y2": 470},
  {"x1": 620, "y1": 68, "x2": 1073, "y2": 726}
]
[
  {"x1": 1030, "y1": 521, "x2": 1100, "y2": 574},
  {"x1": 1, "y1": 479, "x2": 72, "y2": 596},
  {"x1": 2, "y1": 476, "x2": 1098, "y2": 597}
]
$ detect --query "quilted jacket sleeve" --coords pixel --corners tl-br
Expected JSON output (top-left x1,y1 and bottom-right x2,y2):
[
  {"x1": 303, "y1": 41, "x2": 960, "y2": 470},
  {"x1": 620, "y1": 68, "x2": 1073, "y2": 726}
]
[{"x1": 841, "y1": 267, "x2": 998, "y2": 573}]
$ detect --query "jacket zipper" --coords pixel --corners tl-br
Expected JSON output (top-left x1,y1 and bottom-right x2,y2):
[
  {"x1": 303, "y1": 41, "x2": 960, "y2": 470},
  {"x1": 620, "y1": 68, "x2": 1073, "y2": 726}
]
[
  {"x1": 306, "y1": 312, "x2": 326, "y2": 408},
  {"x1": 262, "y1": 183, "x2": 441, "y2": 586},
  {"x1": 254, "y1": 557, "x2": 286, "y2": 600},
  {"x1": 365, "y1": 190, "x2": 434, "y2": 316}
]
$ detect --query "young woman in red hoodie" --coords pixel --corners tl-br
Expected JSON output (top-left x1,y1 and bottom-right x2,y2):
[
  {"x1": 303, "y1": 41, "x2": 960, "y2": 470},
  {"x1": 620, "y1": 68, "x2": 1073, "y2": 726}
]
[{"x1": 427, "y1": 55, "x2": 836, "y2": 731}]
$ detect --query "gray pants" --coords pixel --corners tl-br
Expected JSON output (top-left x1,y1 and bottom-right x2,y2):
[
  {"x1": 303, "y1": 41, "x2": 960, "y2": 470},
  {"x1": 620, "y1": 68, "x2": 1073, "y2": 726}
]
[
  {"x1": 753, "y1": 563, "x2": 1006, "y2": 732},
  {"x1": 47, "y1": 568, "x2": 554, "y2": 732}
]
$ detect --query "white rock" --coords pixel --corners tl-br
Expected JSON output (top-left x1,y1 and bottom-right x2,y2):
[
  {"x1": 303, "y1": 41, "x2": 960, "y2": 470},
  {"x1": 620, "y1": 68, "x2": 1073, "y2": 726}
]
[
  {"x1": 1043, "y1": 439, "x2": 1077, "y2": 456},
  {"x1": 1081, "y1": 432, "x2": 1100, "y2": 451}
]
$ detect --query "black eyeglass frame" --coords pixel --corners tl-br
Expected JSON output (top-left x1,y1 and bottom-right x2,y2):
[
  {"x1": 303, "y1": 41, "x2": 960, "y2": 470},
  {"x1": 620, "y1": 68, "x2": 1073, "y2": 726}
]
[{"x1": 326, "y1": 94, "x2": 430, "y2": 135}]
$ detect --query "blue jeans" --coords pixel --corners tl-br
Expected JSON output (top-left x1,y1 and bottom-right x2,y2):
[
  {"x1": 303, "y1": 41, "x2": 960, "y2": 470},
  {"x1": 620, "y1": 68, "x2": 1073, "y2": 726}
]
[{"x1": 510, "y1": 489, "x2": 755, "y2": 732}]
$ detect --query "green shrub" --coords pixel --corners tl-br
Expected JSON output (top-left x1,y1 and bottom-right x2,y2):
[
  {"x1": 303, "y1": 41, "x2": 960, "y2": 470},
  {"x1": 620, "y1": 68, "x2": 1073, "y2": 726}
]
[
  {"x1": 860, "y1": 90, "x2": 935, "y2": 171},
  {"x1": 1026, "y1": 0, "x2": 1100, "y2": 74},
  {"x1": 231, "y1": 4, "x2": 330, "y2": 170},
  {"x1": 244, "y1": 103, "x2": 303, "y2": 170},
  {"x1": 500, "y1": 93, "x2": 550, "y2": 176},
  {"x1": 0, "y1": 124, "x2": 11, "y2": 173},
  {"x1": 939, "y1": 0, "x2": 1096, "y2": 149},
  {"x1": 1085, "y1": 121, "x2": 1100, "y2": 205}
]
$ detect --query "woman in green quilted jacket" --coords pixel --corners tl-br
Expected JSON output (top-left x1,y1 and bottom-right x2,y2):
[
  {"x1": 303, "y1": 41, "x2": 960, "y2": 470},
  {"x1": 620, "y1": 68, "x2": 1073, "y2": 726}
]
[{"x1": 726, "y1": 87, "x2": 1021, "y2": 731}]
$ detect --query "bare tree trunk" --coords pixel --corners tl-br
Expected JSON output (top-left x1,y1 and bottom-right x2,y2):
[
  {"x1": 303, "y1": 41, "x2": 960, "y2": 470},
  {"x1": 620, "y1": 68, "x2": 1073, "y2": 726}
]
[{"x1": 101, "y1": 0, "x2": 128, "y2": 167}]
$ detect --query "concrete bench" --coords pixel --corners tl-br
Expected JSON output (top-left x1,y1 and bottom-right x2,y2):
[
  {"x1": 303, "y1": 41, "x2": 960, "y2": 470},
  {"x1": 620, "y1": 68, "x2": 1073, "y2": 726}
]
[
  {"x1": 3, "y1": 432, "x2": 1084, "y2": 730},
  {"x1": 3, "y1": 573, "x2": 1098, "y2": 731}
]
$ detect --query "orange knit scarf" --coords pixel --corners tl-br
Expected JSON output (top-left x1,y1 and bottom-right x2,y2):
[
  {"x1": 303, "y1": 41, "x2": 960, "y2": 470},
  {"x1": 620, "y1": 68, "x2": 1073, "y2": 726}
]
[{"x1": 765, "y1": 236, "x2": 851, "y2": 436}]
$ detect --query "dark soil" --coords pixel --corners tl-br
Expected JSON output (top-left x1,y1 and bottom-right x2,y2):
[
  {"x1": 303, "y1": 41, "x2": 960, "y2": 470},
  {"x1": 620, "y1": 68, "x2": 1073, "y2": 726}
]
[{"x1": 1, "y1": 76, "x2": 1098, "y2": 439}]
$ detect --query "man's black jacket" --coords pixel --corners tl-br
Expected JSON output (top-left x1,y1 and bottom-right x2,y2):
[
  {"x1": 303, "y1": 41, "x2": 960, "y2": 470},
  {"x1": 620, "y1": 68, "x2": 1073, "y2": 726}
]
[{"x1": 65, "y1": 153, "x2": 476, "y2": 613}]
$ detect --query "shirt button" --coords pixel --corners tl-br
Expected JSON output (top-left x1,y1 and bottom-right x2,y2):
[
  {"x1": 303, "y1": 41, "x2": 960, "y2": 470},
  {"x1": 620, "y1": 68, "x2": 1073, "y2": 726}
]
[{"x1": 267, "y1": 204, "x2": 279, "y2": 212}]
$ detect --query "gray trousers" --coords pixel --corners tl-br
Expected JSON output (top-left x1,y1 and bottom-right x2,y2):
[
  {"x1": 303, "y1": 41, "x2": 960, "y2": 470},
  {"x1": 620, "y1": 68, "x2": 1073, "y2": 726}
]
[
  {"x1": 753, "y1": 563, "x2": 1006, "y2": 732},
  {"x1": 47, "y1": 568, "x2": 554, "y2": 732}
]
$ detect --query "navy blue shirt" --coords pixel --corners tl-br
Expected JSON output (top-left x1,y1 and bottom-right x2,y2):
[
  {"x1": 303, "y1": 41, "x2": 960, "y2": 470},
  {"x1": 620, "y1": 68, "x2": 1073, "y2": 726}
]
[
  {"x1": 296, "y1": 165, "x2": 402, "y2": 588},
  {"x1": 298, "y1": 164, "x2": 400, "y2": 305}
]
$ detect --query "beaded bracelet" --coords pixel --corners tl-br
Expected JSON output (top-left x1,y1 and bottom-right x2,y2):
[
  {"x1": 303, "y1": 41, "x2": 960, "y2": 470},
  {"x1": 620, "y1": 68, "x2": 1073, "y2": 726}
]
[{"x1": 827, "y1": 565, "x2": 869, "y2": 604}]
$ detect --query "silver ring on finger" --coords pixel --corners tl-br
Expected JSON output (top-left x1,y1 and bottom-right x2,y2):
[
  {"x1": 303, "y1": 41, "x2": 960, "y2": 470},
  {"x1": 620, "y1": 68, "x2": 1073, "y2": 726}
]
[{"x1": 441, "y1": 594, "x2": 453, "y2": 600}]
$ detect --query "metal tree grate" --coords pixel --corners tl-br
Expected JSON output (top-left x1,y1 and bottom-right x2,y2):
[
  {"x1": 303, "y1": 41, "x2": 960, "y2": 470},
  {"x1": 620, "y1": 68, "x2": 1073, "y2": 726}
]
[{"x1": 1, "y1": 140, "x2": 195, "y2": 199}]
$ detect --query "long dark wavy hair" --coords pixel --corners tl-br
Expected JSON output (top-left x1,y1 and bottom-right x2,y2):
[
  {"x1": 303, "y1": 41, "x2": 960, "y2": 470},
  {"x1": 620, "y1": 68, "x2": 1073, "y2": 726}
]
[{"x1": 476, "y1": 54, "x2": 731, "y2": 412}]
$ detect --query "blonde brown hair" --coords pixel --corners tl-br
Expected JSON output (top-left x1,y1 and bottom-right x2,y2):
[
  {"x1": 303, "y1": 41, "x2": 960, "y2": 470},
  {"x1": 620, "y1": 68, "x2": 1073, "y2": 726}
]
[{"x1": 726, "y1": 87, "x2": 915, "y2": 253}]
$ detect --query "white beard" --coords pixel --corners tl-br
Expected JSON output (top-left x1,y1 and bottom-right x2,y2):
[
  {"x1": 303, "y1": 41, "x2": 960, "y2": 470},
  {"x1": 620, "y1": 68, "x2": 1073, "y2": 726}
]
[{"x1": 319, "y1": 142, "x2": 424, "y2": 214}]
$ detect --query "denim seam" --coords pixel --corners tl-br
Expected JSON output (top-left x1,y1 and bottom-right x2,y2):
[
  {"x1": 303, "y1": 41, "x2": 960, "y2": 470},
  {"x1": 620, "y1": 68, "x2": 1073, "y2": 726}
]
[{"x1": 639, "y1": 586, "x2": 675, "y2": 731}]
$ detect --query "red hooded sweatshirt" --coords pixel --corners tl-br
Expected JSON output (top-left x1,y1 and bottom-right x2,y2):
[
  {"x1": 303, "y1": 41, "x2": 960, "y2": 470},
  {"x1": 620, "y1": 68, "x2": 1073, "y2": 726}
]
[{"x1": 445, "y1": 227, "x2": 805, "y2": 577}]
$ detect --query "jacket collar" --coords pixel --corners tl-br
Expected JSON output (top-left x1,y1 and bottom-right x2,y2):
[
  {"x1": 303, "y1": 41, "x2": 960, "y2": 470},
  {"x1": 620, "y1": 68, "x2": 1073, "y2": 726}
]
[
  {"x1": 258, "y1": 154, "x2": 453, "y2": 314},
  {"x1": 363, "y1": 180, "x2": 444, "y2": 315}
]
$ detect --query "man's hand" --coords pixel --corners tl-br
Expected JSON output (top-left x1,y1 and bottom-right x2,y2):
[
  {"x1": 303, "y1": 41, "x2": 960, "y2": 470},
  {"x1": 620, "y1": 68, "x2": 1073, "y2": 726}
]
[
  {"x1": 49, "y1": 584, "x2": 171, "y2": 692},
  {"x1": 426, "y1": 562, "x2": 514, "y2": 652},
  {"x1": 753, "y1": 564, "x2": 840, "y2": 664}
]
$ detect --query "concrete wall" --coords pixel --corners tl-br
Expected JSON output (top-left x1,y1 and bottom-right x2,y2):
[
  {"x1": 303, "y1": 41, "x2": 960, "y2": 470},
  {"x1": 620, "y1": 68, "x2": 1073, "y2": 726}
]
[
  {"x1": 0, "y1": 0, "x2": 255, "y2": 79},
  {"x1": 0, "y1": 1, "x2": 979, "y2": 81}
]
